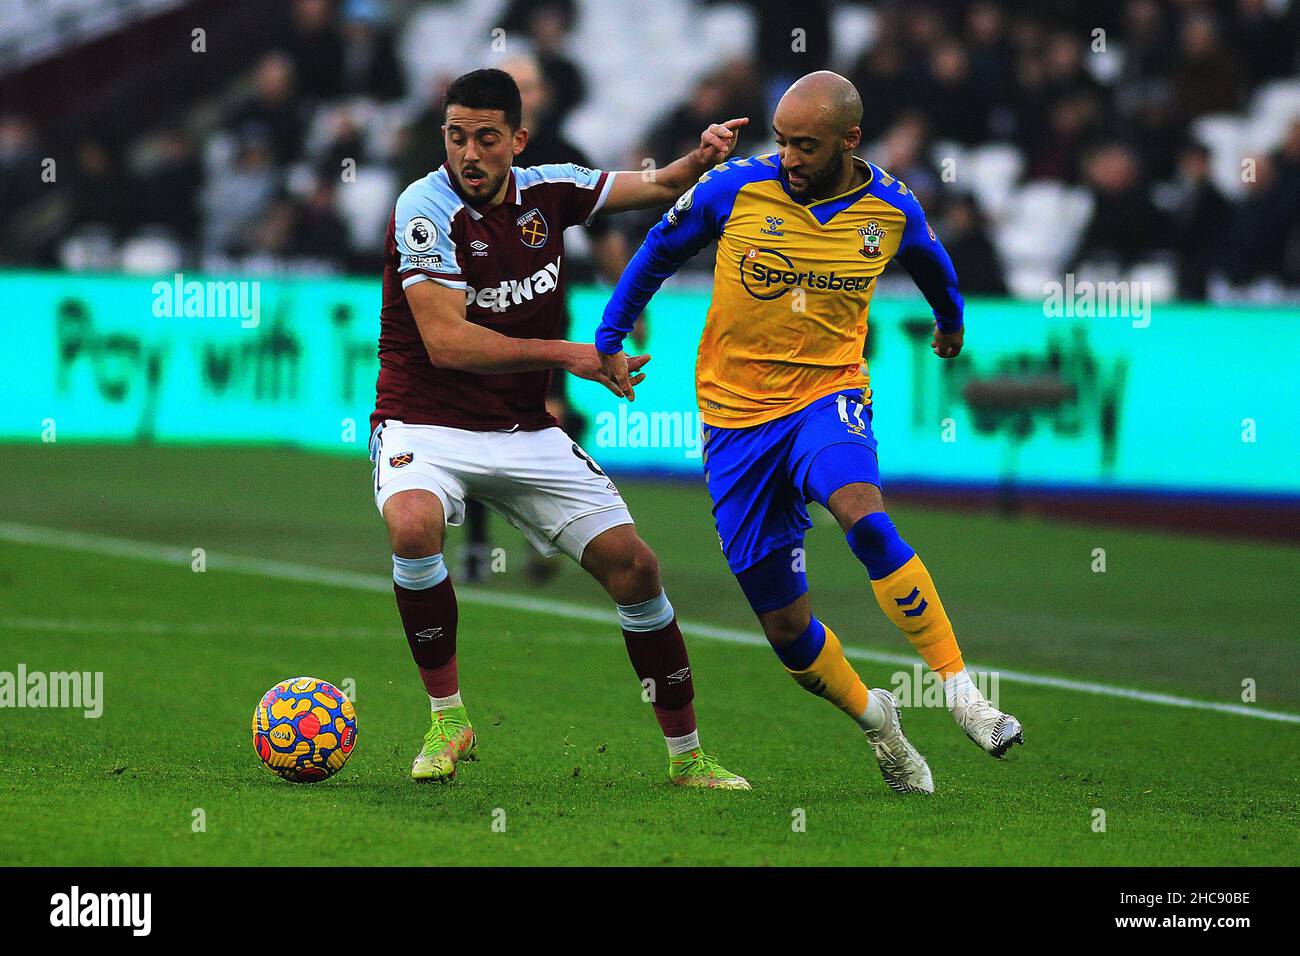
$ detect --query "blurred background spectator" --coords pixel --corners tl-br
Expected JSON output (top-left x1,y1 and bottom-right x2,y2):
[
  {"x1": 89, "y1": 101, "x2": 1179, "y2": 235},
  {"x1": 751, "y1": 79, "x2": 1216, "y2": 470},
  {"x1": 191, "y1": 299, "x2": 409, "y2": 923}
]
[
  {"x1": 1073, "y1": 142, "x2": 1172, "y2": 273},
  {"x1": 501, "y1": 0, "x2": 586, "y2": 124},
  {"x1": 0, "y1": 0, "x2": 1297, "y2": 303},
  {"x1": 1163, "y1": 141, "x2": 1231, "y2": 300}
]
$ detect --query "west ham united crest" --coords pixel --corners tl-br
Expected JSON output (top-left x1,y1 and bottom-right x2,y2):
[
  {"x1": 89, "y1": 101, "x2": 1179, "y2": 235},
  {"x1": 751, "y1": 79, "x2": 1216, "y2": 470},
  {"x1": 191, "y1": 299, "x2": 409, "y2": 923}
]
[
  {"x1": 858, "y1": 220, "x2": 885, "y2": 259},
  {"x1": 517, "y1": 208, "x2": 549, "y2": 248},
  {"x1": 388, "y1": 452, "x2": 413, "y2": 468}
]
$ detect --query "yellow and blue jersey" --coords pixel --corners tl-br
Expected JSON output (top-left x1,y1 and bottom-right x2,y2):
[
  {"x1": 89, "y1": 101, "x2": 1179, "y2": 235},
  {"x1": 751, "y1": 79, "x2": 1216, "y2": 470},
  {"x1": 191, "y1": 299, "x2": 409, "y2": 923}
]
[{"x1": 597, "y1": 154, "x2": 964, "y2": 427}]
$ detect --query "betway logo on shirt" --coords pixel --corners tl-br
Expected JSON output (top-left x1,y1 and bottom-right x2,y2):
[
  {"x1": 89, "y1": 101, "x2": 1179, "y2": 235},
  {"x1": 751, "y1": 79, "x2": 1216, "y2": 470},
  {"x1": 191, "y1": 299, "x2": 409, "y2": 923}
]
[{"x1": 466, "y1": 256, "x2": 561, "y2": 313}]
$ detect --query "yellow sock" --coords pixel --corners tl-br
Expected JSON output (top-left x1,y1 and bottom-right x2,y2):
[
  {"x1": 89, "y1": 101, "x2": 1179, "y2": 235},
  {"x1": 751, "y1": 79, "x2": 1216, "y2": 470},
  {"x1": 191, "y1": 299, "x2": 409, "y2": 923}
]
[
  {"x1": 783, "y1": 624, "x2": 870, "y2": 718},
  {"x1": 870, "y1": 554, "x2": 965, "y2": 677}
]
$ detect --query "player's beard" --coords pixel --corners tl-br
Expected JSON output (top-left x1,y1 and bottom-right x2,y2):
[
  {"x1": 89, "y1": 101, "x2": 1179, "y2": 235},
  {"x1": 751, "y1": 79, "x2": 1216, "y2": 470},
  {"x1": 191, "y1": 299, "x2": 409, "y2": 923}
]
[
  {"x1": 785, "y1": 150, "x2": 846, "y2": 200},
  {"x1": 458, "y1": 165, "x2": 506, "y2": 204}
]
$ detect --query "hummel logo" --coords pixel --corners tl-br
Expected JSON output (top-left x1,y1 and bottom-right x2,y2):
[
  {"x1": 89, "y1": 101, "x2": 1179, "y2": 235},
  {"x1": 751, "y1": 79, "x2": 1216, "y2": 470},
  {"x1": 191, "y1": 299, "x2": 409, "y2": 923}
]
[
  {"x1": 415, "y1": 627, "x2": 443, "y2": 641},
  {"x1": 667, "y1": 666, "x2": 691, "y2": 683},
  {"x1": 894, "y1": 586, "x2": 928, "y2": 617}
]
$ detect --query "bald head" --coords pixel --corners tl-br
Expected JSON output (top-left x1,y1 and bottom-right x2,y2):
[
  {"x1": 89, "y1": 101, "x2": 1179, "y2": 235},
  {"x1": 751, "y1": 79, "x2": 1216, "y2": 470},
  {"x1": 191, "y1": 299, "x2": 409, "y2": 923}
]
[
  {"x1": 772, "y1": 72, "x2": 865, "y2": 199},
  {"x1": 499, "y1": 54, "x2": 548, "y2": 127},
  {"x1": 778, "y1": 71, "x2": 863, "y2": 135},
  {"x1": 499, "y1": 53, "x2": 541, "y2": 89}
]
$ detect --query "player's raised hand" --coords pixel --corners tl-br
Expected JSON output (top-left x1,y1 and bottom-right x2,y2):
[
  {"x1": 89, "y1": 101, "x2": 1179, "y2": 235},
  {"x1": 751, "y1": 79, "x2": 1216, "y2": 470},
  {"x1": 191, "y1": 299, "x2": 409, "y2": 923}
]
[
  {"x1": 932, "y1": 325, "x2": 964, "y2": 359},
  {"x1": 697, "y1": 118, "x2": 749, "y2": 165}
]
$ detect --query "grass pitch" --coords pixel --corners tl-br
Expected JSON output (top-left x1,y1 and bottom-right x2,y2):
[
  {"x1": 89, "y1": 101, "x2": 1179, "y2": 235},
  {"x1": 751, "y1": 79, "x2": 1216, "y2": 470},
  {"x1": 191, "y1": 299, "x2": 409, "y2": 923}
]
[{"x1": 0, "y1": 444, "x2": 1297, "y2": 866}]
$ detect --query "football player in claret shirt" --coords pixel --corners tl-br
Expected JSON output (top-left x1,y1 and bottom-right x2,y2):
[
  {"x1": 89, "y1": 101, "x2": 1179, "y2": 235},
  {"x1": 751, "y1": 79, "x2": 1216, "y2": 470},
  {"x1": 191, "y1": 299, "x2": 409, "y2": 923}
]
[
  {"x1": 597, "y1": 72, "x2": 1024, "y2": 795},
  {"x1": 371, "y1": 68, "x2": 750, "y2": 788}
]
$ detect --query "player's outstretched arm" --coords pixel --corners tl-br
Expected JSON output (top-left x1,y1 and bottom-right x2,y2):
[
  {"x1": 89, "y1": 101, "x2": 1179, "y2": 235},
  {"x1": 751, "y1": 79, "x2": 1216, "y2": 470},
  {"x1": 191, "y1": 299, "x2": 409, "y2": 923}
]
[
  {"x1": 595, "y1": 160, "x2": 736, "y2": 398},
  {"x1": 895, "y1": 199, "x2": 967, "y2": 360},
  {"x1": 594, "y1": 229, "x2": 700, "y2": 400},
  {"x1": 406, "y1": 280, "x2": 647, "y2": 396},
  {"x1": 602, "y1": 118, "x2": 748, "y2": 212}
]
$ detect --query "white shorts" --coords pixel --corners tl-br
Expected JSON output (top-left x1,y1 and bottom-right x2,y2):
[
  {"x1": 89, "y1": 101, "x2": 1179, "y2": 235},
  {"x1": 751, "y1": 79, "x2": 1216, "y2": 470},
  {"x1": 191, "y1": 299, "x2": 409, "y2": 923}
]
[{"x1": 370, "y1": 420, "x2": 633, "y2": 561}]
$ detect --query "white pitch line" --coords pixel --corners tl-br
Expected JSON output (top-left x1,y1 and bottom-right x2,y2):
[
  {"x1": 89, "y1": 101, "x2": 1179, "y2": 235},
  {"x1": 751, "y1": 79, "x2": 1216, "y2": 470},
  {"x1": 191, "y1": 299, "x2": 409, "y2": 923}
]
[{"x1": 2, "y1": 520, "x2": 1298, "y2": 725}]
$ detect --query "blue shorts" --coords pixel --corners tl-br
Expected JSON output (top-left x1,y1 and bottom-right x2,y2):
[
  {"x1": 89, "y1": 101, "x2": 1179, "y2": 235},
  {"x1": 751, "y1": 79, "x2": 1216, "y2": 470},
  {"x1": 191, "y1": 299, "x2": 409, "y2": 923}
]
[{"x1": 702, "y1": 388, "x2": 881, "y2": 578}]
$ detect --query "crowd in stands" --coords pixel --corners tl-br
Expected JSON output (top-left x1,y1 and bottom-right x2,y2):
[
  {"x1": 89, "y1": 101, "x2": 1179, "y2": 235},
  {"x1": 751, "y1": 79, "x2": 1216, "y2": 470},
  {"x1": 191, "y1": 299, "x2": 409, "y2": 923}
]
[{"x1": 2, "y1": 0, "x2": 1298, "y2": 300}]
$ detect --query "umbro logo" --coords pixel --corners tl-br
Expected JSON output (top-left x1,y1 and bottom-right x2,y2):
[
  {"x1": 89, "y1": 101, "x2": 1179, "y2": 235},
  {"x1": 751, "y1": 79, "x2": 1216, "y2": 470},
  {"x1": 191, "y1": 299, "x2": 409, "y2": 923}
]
[
  {"x1": 470, "y1": 239, "x2": 490, "y2": 256},
  {"x1": 667, "y1": 666, "x2": 691, "y2": 683},
  {"x1": 415, "y1": 627, "x2": 443, "y2": 641}
]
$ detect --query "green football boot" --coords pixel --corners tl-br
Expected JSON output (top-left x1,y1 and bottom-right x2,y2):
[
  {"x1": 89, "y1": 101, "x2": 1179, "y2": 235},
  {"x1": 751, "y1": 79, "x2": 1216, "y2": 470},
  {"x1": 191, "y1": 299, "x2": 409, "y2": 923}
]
[
  {"x1": 411, "y1": 705, "x2": 477, "y2": 782},
  {"x1": 668, "y1": 749, "x2": 751, "y2": 790}
]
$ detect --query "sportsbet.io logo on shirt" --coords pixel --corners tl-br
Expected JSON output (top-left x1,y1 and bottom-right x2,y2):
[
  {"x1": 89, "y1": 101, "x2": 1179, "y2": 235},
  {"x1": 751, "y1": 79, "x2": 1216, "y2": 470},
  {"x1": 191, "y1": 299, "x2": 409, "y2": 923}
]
[{"x1": 739, "y1": 247, "x2": 874, "y2": 301}]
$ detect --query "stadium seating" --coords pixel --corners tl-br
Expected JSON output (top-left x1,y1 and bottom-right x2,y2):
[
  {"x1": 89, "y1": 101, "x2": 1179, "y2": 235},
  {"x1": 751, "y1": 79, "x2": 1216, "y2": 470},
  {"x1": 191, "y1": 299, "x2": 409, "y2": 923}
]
[{"x1": 3, "y1": 0, "x2": 1296, "y2": 298}]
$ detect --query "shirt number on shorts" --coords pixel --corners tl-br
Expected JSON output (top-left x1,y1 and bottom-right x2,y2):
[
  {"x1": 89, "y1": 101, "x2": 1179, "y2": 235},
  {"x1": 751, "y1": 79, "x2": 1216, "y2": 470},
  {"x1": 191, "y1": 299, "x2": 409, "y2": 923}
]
[
  {"x1": 836, "y1": 394, "x2": 868, "y2": 435},
  {"x1": 571, "y1": 443, "x2": 606, "y2": 476}
]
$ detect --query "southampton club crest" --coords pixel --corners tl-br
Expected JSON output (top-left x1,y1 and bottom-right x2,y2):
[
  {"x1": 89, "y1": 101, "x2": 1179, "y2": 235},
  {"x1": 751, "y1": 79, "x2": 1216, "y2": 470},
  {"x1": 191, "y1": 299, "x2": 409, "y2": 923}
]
[
  {"x1": 858, "y1": 220, "x2": 885, "y2": 259},
  {"x1": 517, "y1": 208, "x2": 549, "y2": 248}
]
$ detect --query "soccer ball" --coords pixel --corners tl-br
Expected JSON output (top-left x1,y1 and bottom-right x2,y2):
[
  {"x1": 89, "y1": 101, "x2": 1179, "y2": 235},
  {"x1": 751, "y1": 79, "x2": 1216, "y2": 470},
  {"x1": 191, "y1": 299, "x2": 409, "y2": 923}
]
[{"x1": 251, "y1": 677, "x2": 358, "y2": 783}]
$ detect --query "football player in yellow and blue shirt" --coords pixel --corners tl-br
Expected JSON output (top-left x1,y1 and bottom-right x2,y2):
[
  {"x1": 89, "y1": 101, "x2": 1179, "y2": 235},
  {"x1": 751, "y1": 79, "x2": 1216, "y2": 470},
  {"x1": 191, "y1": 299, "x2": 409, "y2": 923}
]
[{"x1": 597, "y1": 72, "x2": 1023, "y2": 794}]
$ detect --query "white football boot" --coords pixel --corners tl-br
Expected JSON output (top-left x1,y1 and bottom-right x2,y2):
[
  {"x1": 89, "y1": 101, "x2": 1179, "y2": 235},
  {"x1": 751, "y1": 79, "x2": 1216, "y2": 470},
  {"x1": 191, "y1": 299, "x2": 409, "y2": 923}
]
[
  {"x1": 865, "y1": 689, "x2": 934, "y2": 795},
  {"x1": 949, "y1": 683, "x2": 1024, "y2": 758}
]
